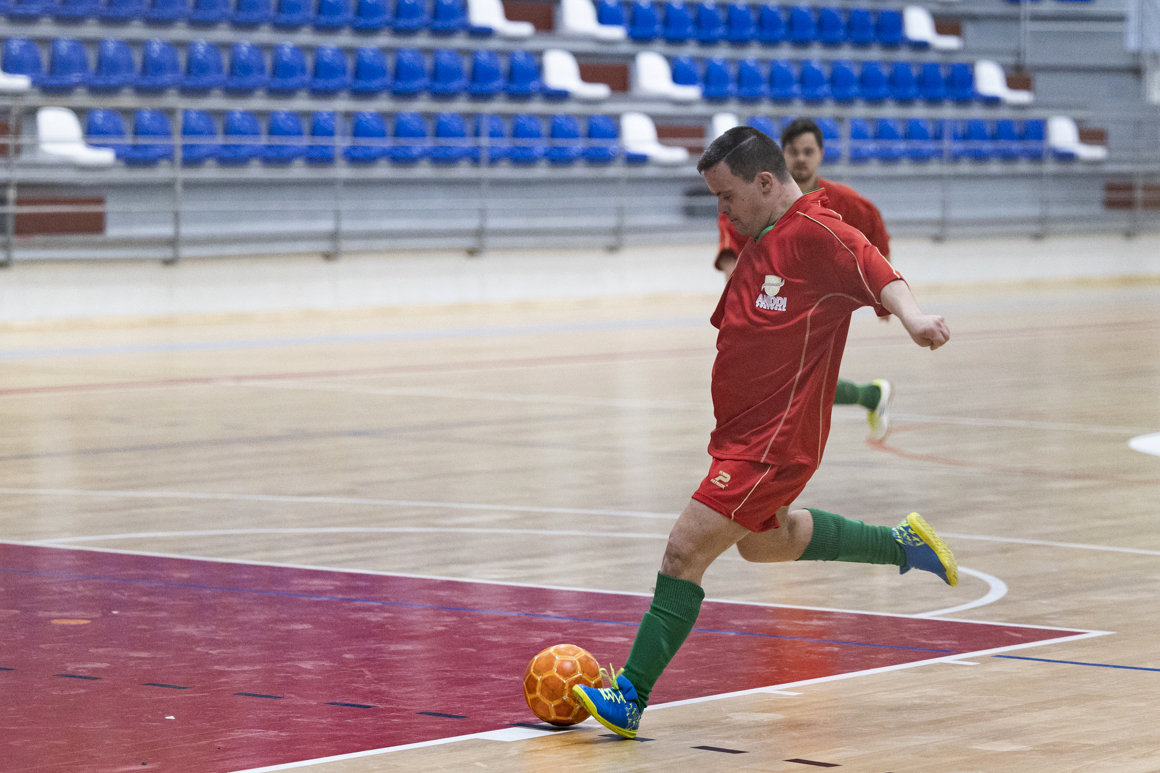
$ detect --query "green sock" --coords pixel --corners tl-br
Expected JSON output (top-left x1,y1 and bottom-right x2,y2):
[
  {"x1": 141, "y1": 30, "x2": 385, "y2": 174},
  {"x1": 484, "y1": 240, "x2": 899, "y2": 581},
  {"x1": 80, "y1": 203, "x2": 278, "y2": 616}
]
[
  {"x1": 833, "y1": 380, "x2": 881, "y2": 410},
  {"x1": 797, "y1": 508, "x2": 906, "y2": 566},
  {"x1": 622, "y1": 573, "x2": 705, "y2": 710}
]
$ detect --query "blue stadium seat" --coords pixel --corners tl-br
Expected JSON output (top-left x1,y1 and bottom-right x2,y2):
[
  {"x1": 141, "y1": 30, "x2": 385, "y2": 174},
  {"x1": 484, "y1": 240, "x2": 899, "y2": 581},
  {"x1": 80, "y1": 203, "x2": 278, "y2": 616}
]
[
  {"x1": 546, "y1": 114, "x2": 582, "y2": 165},
  {"x1": 144, "y1": 0, "x2": 186, "y2": 23},
  {"x1": 350, "y1": 47, "x2": 389, "y2": 94},
  {"x1": 595, "y1": 0, "x2": 624, "y2": 26},
  {"x1": 233, "y1": 0, "x2": 271, "y2": 25},
  {"x1": 505, "y1": 50, "x2": 540, "y2": 98},
  {"x1": 904, "y1": 117, "x2": 936, "y2": 162},
  {"x1": 848, "y1": 117, "x2": 873, "y2": 163},
  {"x1": 874, "y1": 118, "x2": 903, "y2": 162},
  {"x1": 217, "y1": 109, "x2": 261, "y2": 164},
  {"x1": 390, "y1": 112, "x2": 429, "y2": 164},
  {"x1": 311, "y1": 46, "x2": 350, "y2": 93},
  {"x1": 829, "y1": 59, "x2": 858, "y2": 102},
  {"x1": 876, "y1": 9, "x2": 902, "y2": 47},
  {"x1": 262, "y1": 110, "x2": 306, "y2": 164},
  {"x1": 628, "y1": 0, "x2": 660, "y2": 41},
  {"x1": 307, "y1": 110, "x2": 336, "y2": 163},
  {"x1": 2, "y1": 39, "x2": 43, "y2": 84},
  {"x1": 702, "y1": 57, "x2": 734, "y2": 101},
  {"x1": 736, "y1": 58, "x2": 767, "y2": 102},
  {"x1": 726, "y1": 3, "x2": 755, "y2": 44},
  {"x1": 1021, "y1": 119, "x2": 1045, "y2": 160},
  {"x1": 8, "y1": 0, "x2": 50, "y2": 21},
  {"x1": 695, "y1": 2, "x2": 725, "y2": 44},
  {"x1": 859, "y1": 60, "x2": 889, "y2": 102},
  {"x1": 946, "y1": 62, "x2": 974, "y2": 103},
  {"x1": 41, "y1": 38, "x2": 89, "y2": 92},
  {"x1": 757, "y1": 4, "x2": 785, "y2": 44},
  {"x1": 55, "y1": 0, "x2": 99, "y2": 21},
  {"x1": 85, "y1": 109, "x2": 127, "y2": 157},
  {"x1": 180, "y1": 109, "x2": 217, "y2": 164},
  {"x1": 90, "y1": 39, "x2": 135, "y2": 92},
  {"x1": 123, "y1": 109, "x2": 174, "y2": 165},
  {"x1": 273, "y1": 0, "x2": 311, "y2": 25},
  {"x1": 510, "y1": 113, "x2": 546, "y2": 165},
  {"x1": 392, "y1": 48, "x2": 428, "y2": 96},
  {"x1": 889, "y1": 61, "x2": 917, "y2": 102},
  {"x1": 393, "y1": 0, "x2": 427, "y2": 32},
  {"x1": 942, "y1": 119, "x2": 966, "y2": 162},
  {"x1": 964, "y1": 118, "x2": 992, "y2": 161},
  {"x1": 188, "y1": 0, "x2": 228, "y2": 25},
  {"x1": 136, "y1": 39, "x2": 180, "y2": 91},
  {"x1": 788, "y1": 5, "x2": 816, "y2": 45},
  {"x1": 585, "y1": 114, "x2": 619, "y2": 164},
  {"x1": 430, "y1": 0, "x2": 463, "y2": 32},
  {"x1": 662, "y1": 1, "x2": 692, "y2": 43},
  {"x1": 351, "y1": 0, "x2": 388, "y2": 28},
  {"x1": 918, "y1": 62, "x2": 945, "y2": 103},
  {"x1": 225, "y1": 41, "x2": 266, "y2": 93},
  {"x1": 818, "y1": 7, "x2": 845, "y2": 46},
  {"x1": 429, "y1": 49, "x2": 466, "y2": 97},
  {"x1": 994, "y1": 119, "x2": 1020, "y2": 161},
  {"x1": 181, "y1": 40, "x2": 225, "y2": 93},
  {"x1": 799, "y1": 59, "x2": 828, "y2": 102},
  {"x1": 816, "y1": 116, "x2": 841, "y2": 162},
  {"x1": 99, "y1": 0, "x2": 145, "y2": 22},
  {"x1": 671, "y1": 55, "x2": 700, "y2": 87},
  {"x1": 429, "y1": 112, "x2": 469, "y2": 164},
  {"x1": 846, "y1": 7, "x2": 873, "y2": 46},
  {"x1": 769, "y1": 59, "x2": 797, "y2": 101},
  {"x1": 314, "y1": 0, "x2": 350, "y2": 28},
  {"x1": 467, "y1": 49, "x2": 503, "y2": 97},
  {"x1": 268, "y1": 43, "x2": 308, "y2": 93},
  {"x1": 472, "y1": 113, "x2": 508, "y2": 163},
  {"x1": 746, "y1": 115, "x2": 778, "y2": 138},
  {"x1": 345, "y1": 111, "x2": 388, "y2": 163}
]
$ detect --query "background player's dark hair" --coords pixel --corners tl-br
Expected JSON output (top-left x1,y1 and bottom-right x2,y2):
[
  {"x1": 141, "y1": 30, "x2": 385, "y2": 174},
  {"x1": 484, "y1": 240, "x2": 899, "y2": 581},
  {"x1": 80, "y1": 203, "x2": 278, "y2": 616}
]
[
  {"x1": 780, "y1": 118, "x2": 825, "y2": 151},
  {"x1": 697, "y1": 126, "x2": 791, "y2": 183}
]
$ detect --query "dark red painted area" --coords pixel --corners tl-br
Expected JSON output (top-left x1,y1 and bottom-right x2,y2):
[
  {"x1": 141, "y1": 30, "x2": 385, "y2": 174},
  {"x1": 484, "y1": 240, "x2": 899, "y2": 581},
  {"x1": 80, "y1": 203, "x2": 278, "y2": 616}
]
[{"x1": 0, "y1": 544, "x2": 1082, "y2": 772}]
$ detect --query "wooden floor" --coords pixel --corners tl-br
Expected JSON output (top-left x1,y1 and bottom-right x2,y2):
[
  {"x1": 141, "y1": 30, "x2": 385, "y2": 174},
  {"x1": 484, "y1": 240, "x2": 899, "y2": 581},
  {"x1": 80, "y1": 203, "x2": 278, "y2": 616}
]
[{"x1": 2, "y1": 278, "x2": 1160, "y2": 772}]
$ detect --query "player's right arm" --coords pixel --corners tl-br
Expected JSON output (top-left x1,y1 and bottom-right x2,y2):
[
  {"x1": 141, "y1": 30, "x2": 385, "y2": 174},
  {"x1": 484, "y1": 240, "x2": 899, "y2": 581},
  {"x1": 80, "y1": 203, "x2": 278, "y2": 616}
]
[{"x1": 880, "y1": 280, "x2": 950, "y2": 350}]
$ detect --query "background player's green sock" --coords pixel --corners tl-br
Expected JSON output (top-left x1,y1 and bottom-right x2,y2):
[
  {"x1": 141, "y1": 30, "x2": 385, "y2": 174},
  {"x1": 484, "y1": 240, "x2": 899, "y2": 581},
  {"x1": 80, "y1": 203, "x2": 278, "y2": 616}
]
[
  {"x1": 833, "y1": 380, "x2": 881, "y2": 410},
  {"x1": 797, "y1": 508, "x2": 905, "y2": 566},
  {"x1": 622, "y1": 572, "x2": 705, "y2": 711}
]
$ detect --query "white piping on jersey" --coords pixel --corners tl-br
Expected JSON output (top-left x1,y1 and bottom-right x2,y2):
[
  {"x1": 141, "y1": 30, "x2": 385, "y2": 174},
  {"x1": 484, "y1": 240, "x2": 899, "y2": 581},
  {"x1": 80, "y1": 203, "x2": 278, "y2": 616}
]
[
  {"x1": 729, "y1": 463, "x2": 775, "y2": 521},
  {"x1": 796, "y1": 212, "x2": 902, "y2": 307},
  {"x1": 818, "y1": 330, "x2": 839, "y2": 467}
]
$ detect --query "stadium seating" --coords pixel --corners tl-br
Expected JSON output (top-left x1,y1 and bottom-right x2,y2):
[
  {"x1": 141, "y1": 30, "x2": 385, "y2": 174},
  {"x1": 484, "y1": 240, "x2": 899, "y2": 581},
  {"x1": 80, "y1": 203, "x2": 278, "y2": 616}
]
[
  {"x1": 55, "y1": 0, "x2": 99, "y2": 21},
  {"x1": 964, "y1": 119, "x2": 993, "y2": 161},
  {"x1": 769, "y1": 59, "x2": 798, "y2": 102},
  {"x1": 695, "y1": 2, "x2": 725, "y2": 44},
  {"x1": 702, "y1": 57, "x2": 734, "y2": 101},
  {"x1": 311, "y1": 46, "x2": 350, "y2": 93},
  {"x1": 272, "y1": 0, "x2": 311, "y2": 27},
  {"x1": 351, "y1": 0, "x2": 388, "y2": 29},
  {"x1": 726, "y1": 4, "x2": 755, "y2": 45},
  {"x1": 85, "y1": 108, "x2": 128, "y2": 157},
  {"x1": 903, "y1": 5, "x2": 962, "y2": 51},
  {"x1": 946, "y1": 62, "x2": 974, "y2": 103},
  {"x1": 918, "y1": 62, "x2": 946, "y2": 103},
  {"x1": 890, "y1": 61, "x2": 919, "y2": 102},
  {"x1": 394, "y1": 0, "x2": 428, "y2": 33},
  {"x1": 345, "y1": 111, "x2": 388, "y2": 163},
  {"x1": 585, "y1": 114, "x2": 619, "y2": 164},
  {"x1": 994, "y1": 119, "x2": 1021, "y2": 161},
  {"x1": 262, "y1": 110, "x2": 307, "y2": 164},
  {"x1": 180, "y1": 109, "x2": 218, "y2": 164},
  {"x1": 788, "y1": 6, "x2": 817, "y2": 45},
  {"x1": 351, "y1": 46, "x2": 390, "y2": 94},
  {"x1": 876, "y1": 9, "x2": 904, "y2": 47},
  {"x1": 8, "y1": 0, "x2": 51, "y2": 21},
  {"x1": 188, "y1": 0, "x2": 229, "y2": 26},
  {"x1": 830, "y1": 59, "x2": 859, "y2": 102},
  {"x1": 505, "y1": 50, "x2": 541, "y2": 98},
  {"x1": 123, "y1": 109, "x2": 174, "y2": 166},
  {"x1": 37, "y1": 107, "x2": 116, "y2": 166},
  {"x1": 974, "y1": 59, "x2": 1034, "y2": 105},
  {"x1": 560, "y1": 0, "x2": 625, "y2": 39},
  {"x1": 217, "y1": 109, "x2": 261, "y2": 164},
  {"x1": 621, "y1": 111, "x2": 688, "y2": 164},
  {"x1": 307, "y1": 110, "x2": 337, "y2": 163},
  {"x1": 662, "y1": 1, "x2": 692, "y2": 43},
  {"x1": 846, "y1": 8, "x2": 874, "y2": 47},
  {"x1": 233, "y1": 0, "x2": 271, "y2": 26},
  {"x1": 1047, "y1": 115, "x2": 1108, "y2": 161},
  {"x1": 628, "y1": 0, "x2": 661, "y2": 41},
  {"x1": 268, "y1": 42, "x2": 309, "y2": 93},
  {"x1": 182, "y1": 40, "x2": 226, "y2": 93},
  {"x1": 509, "y1": 113, "x2": 546, "y2": 165},
  {"x1": 144, "y1": 0, "x2": 187, "y2": 24},
  {"x1": 471, "y1": 113, "x2": 508, "y2": 163},
  {"x1": 905, "y1": 117, "x2": 937, "y2": 162},
  {"x1": 799, "y1": 59, "x2": 829, "y2": 102},
  {"x1": 736, "y1": 58, "x2": 767, "y2": 102},
  {"x1": 3, "y1": 38, "x2": 43, "y2": 85},
  {"x1": 468, "y1": 0, "x2": 534, "y2": 38},
  {"x1": 0, "y1": 62, "x2": 32, "y2": 92},
  {"x1": 543, "y1": 49, "x2": 610, "y2": 101},
  {"x1": 670, "y1": 55, "x2": 699, "y2": 87},
  {"x1": 818, "y1": 7, "x2": 845, "y2": 46},
  {"x1": 314, "y1": 0, "x2": 351, "y2": 29},
  {"x1": 467, "y1": 49, "x2": 504, "y2": 97},
  {"x1": 429, "y1": 112, "x2": 470, "y2": 164},
  {"x1": 547, "y1": 114, "x2": 583, "y2": 165},
  {"x1": 392, "y1": 49, "x2": 429, "y2": 96},
  {"x1": 390, "y1": 112, "x2": 429, "y2": 164},
  {"x1": 100, "y1": 0, "x2": 146, "y2": 23},
  {"x1": 1021, "y1": 118, "x2": 1045, "y2": 161},
  {"x1": 430, "y1": 0, "x2": 466, "y2": 34},
  {"x1": 747, "y1": 115, "x2": 778, "y2": 140},
  {"x1": 757, "y1": 5, "x2": 786, "y2": 45},
  {"x1": 136, "y1": 39, "x2": 180, "y2": 92},
  {"x1": 41, "y1": 38, "x2": 90, "y2": 93},
  {"x1": 430, "y1": 49, "x2": 467, "y2": 97},
  {"x1": 859, "y1": 60, "x2": 889, "y2": 102},
  {"x1": 875, "y1": 118, "x2": 904, "y2": 162},
  {"x1": 848, "y1": 118, "x2": 874, "y2": 163},
  {"x1": 595, "y1": 0, "x2": 625, "y2": 28},
  {"x1": 225, "y1": 41, "x2": 266, "y2": 93},
  {"x1": 633, "y1": 52, "x2": 700, "y2": 102},
  {"x1": 816, "y1": 116, "x2": 841, "y2": 163}
]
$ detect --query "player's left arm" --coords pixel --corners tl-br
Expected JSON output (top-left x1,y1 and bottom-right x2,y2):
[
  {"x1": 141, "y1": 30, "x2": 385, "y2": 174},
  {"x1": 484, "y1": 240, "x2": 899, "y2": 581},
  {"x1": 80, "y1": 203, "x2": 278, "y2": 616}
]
[{"x1": 879, "y1": 280, "x2": 950, "y2": 350}]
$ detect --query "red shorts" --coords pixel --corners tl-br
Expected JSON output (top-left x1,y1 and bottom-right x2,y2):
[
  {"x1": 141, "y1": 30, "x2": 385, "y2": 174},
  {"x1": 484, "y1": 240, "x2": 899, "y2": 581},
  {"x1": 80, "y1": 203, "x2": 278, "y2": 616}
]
[{"x1": 691, "y1": 458, "x2": 815, "y2": 533}]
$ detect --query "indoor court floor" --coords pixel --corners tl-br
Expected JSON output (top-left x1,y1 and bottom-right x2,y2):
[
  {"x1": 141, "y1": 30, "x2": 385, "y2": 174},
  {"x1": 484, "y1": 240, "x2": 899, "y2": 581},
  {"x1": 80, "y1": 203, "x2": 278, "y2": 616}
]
[{"x1": 1, "y1": 276, "x2": 1159, "y2": 773}]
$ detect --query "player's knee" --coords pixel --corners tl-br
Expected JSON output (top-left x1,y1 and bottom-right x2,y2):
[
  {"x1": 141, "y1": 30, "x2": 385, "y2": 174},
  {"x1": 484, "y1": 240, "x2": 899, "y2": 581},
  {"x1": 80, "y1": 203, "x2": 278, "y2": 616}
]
[{"x1": 659, "y1": 536, "x2": 704, "y2": 581}]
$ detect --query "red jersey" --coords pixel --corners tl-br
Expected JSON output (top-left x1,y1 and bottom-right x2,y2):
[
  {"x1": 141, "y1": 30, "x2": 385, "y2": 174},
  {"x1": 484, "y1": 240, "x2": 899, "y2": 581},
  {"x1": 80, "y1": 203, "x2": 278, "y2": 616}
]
[{"x1": 708, "y1": 190, "x2": 903, "y2": 468}]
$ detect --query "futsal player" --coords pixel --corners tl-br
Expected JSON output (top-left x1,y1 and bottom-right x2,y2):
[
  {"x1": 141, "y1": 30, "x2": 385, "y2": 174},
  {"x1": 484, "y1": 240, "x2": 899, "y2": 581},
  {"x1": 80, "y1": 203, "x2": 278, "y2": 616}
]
[
  {"x1": 573, "y1": 127, "x2": 957, "y2": 739},
  {"x1": 715, "y1": 118, "x2": 895, "y2": 441}
]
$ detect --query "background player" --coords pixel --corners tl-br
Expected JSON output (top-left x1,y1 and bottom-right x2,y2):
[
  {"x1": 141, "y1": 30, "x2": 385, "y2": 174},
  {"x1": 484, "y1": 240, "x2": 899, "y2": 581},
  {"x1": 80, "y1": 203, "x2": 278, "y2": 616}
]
[
  {"x1": 714, "y1": 118, "x2": 896, "y2": 442},
  {"x1": 573, "y1": 127, "x2": 956, "y2": 740}
]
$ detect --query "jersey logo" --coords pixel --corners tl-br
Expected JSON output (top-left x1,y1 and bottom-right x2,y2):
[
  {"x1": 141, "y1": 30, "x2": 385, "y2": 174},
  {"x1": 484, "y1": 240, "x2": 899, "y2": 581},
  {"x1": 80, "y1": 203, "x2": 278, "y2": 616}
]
[
  {"x1": 710, "y1": 471, "x2": 731, "y2": 488},
  {"x1": 756, "y1": 275, "x2": 788, "y2": 312},
  {"x1": 762, "y1": 275, "x2": 785, "y2": 296}
]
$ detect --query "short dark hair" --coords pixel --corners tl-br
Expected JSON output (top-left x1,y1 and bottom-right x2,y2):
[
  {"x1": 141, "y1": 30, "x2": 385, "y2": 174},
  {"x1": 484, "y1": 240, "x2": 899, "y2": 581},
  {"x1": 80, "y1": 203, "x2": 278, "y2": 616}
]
[
  {"x1": 697, "y1": 126, "x2": 791, "y2": 183},
  {"x1": 780, "y1": 118, "x2": 825, "y2": 151}
]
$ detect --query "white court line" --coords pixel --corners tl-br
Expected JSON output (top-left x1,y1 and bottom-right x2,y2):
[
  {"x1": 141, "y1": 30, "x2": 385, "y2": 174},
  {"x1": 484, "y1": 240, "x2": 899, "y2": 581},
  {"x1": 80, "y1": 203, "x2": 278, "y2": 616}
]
[
  {"x1": 916, "y1": 567, "x2": 1008, "y2": 618},
  {"x1": 942, "y1": 532, "x2": 1160, "y2": 557}
]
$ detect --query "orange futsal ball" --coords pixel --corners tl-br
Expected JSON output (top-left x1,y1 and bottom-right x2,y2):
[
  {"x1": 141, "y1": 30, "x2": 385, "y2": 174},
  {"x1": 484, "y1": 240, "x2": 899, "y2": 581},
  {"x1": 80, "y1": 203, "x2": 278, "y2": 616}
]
[{"x1": 522, "y1": 643, "x2": 604, "y2": 726}]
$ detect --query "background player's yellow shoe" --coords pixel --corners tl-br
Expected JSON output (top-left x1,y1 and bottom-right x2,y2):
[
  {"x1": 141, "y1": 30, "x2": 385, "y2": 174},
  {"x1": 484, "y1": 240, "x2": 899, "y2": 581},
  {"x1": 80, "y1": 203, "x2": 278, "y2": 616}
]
[
  {"x1": 893, "y1": 512, "x2": 957, "y2": 586},
  {"x1": 867, "y1": 379, "x2": 893, "y2": 442},
  {"x1": 572, "y1": 667, "x2": 641, "y2": 739}
]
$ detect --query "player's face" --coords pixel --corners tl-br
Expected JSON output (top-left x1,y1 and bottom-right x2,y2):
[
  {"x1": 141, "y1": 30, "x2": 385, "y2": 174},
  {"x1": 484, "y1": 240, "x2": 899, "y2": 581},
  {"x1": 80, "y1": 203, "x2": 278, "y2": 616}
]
[
  {"x1": 704, "y1": 162, "x2": 772, "y2": 238},
  {"x1": 782, "y1": 132, "x2": 823, "y2": 188}
]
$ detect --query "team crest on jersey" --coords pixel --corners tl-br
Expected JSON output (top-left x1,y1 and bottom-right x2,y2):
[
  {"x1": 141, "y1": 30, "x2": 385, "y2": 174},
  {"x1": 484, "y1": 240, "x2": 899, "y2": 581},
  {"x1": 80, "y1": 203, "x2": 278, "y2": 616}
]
[
  {"x1": 756, "y1": 275, "x2": 787, "y2": 311},
  {"x1": 762, "y1": 275, "x2": 785, "y2": 296}
]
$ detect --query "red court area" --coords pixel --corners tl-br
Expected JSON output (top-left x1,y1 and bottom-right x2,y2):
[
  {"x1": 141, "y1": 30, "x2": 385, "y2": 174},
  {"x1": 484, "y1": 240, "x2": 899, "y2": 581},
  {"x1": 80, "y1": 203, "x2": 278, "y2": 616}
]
[{"x1": 0, "y1": 543, "x2": 1085, "y2": 772}]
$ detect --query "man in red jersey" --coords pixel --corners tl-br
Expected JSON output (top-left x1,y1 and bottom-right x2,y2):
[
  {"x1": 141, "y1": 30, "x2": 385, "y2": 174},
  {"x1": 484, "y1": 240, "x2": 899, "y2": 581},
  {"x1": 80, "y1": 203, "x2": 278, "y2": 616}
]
[
  {"x1": 717, "y1": 118, "x2": 895, "y2": 440},
  {"x1": 573, "y1": 127, "x2": 957, "y2": 739}
]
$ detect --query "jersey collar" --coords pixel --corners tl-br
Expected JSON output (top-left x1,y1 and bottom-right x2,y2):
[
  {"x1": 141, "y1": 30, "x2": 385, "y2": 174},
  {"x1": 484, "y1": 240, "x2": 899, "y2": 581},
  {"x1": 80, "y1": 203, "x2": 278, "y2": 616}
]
[{"x1": 755, "y1": 190, "x2": 827, "y2": 243}]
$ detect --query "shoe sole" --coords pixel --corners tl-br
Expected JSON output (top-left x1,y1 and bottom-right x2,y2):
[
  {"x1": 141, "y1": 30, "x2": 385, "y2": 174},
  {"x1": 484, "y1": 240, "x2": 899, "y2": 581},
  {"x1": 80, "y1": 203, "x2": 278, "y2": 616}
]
[
  {"x1": 869, "y1": 379, "x2": 893, "y2": 442},
  {"x1": 572, "y1": 685, "x2": 638, "y2": 739},
  {"x1": 907, "y1": 512, "x2": 958, "y2": 587}
]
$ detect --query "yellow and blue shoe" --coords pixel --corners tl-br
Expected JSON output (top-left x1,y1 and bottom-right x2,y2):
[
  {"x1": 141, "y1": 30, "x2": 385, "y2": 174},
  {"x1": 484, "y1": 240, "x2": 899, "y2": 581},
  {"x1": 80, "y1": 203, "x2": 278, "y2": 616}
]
[
  {"x1": 867, "y1": 379, "x2": 893, "y2": 442},
  {"x1": 893, "y1": 512, "x2": 958, "y2": 587},
  {"x1": 572, "y1": 665, "x2": 641, "y2": 739}
]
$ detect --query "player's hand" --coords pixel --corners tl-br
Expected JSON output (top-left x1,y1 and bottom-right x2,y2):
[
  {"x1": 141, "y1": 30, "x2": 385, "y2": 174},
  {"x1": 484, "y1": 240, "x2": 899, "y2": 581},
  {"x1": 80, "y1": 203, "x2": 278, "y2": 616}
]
[{"x1": 903, "y1": 314, "x2": 950, "y2": 350}]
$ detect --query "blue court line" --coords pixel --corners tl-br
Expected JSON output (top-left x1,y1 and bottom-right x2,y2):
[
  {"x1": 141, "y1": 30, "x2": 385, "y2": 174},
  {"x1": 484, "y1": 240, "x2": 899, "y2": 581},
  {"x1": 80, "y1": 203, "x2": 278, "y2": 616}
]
[
  {"x1": 0, "y1": 565, "x2": 954, "y2": 655},
  {"x1": 995, "y1": 655, "x2": 1160, "y2": 672},
  {"x1": 0, "y1": 317, "x2": 706, "y2": 362}
]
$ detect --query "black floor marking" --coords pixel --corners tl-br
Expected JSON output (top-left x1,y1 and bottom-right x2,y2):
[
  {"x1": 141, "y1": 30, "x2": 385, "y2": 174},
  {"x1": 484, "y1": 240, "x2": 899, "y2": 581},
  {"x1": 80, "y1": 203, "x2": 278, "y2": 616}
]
[
  {"x1": 785, "y1": 760, "x2": 839, "y2": 768},
  {"x1": 599, "y1": 733, "x2": 654, "y2": 742},
  {"x1": 509, "y1": 722, "x2": 565, "y2": 730},
  {"x1": 326, "y1": 702, "x2": 375, "y2": 709},
  {"x1": 143, "y1": 683, "x2": 190, "y2": 690},
  {"x1": 234, "y1": 692, "x2": 283, "y2": 699},
  {"x1": 416, "y1": 711, "x2": 468, "y2": 719},
  {"x1": 0, "y1": 667, "x2": 13, "y2": 671},
  {"x1": 694, "y1": 745, "x2": 747, "y2": 754},
  {"x1": 55, "y1": 673, "x2": 100, "y2": 680}
]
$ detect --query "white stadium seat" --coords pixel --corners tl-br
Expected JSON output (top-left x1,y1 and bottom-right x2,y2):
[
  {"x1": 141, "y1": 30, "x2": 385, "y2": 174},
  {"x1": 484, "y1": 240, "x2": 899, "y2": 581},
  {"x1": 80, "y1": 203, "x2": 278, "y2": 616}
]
[
  {"x1": 974, "y1": 59, "x2": 1034, "y2": 105},
  {"x1": 468, "y1": 0, "x2": 535, "y2": 38},
  {"x1": 0, "y1": 67, "x2": 32, "y2": 93},
  {"x1": 1047, "y1": 116, "x2": 1109, "y2": 161},
  {"x1": 632, "y1": 52, "x2": 701, "y2": 103},
  {"x1": 620, "y1": 111, "x2": 689, "y2": 165},
  {"x1": 559, "y1": 0, "x2": 627, "y2": 41},
  {"x1": 543, "y1": 49, "x2": 612, "y2": 100},
  {"x1": 903, "y1": 6, "x2": 963, "y2": 51},
  {"x1": 710, "y1": 113, "x2": 739, "y2": 142},
  {"x1": 35, "y1": 107, "x2": 116, "y2": 167}
]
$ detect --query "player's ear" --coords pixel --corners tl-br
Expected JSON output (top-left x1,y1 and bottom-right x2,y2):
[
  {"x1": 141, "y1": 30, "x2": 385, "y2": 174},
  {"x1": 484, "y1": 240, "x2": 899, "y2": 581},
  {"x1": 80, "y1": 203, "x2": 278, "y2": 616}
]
[{"x1": 758, "y1": 171, "x2": 775, "y2": 194}]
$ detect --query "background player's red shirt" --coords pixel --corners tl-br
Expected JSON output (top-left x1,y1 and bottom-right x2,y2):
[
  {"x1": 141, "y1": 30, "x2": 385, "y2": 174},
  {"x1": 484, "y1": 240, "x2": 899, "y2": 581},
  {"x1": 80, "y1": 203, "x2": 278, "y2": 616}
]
[{"x1": 709, "y1": 190, "x2": 903, "y2": 468}]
